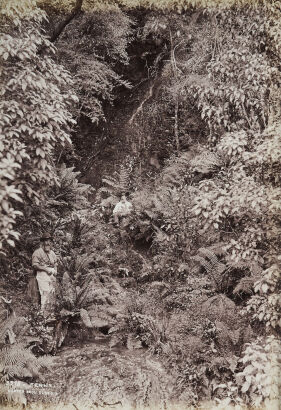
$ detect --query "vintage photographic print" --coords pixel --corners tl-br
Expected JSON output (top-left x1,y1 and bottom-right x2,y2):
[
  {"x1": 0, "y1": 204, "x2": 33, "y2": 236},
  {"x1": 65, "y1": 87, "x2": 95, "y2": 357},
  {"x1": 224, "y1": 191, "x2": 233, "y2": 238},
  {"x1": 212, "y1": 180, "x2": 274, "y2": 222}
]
[{"x1": 0, "y1": 0, "x2": 280, "y2": 409}]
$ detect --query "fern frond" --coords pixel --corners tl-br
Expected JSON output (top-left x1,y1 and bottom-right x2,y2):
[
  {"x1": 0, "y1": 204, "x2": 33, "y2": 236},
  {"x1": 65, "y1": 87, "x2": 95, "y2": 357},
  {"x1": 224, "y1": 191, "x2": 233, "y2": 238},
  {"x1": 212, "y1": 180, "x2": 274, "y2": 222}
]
[
  {"x1": 75, "y1": 253, "x2": 95, "y2": 275},
  {"x1": 227, "y1": 259, "x2": 263, "y2": 276},
  {"x1": 233, "y1": 277, "x2": 255, "y2": 295},
  {"x1": 101, "y1": 178, "x2": 117, "y2": 188},
  {"x1": 80, "y1": 308, "x2": 93, "y2": 328},
  {"x1": 227, "y1": 260, "x2": 249, "y2": 270},
  {"x1": 190, "y1": 150, "x2": 222, "y2": 174},
  {"x1": 192, "y1": 248, "x2": 226, "y2": 278},
  {"x1": 76, "y1": 274, "x2": 94, "y2": 307},
  {"x1": 198, "y1": 248, "x2": 226, "y2": 275},
  {"x1": 99, "y1": 163, "x2": 131, "y2": 200},
  {"x1": 119, "y1": 165, "x2": 130, "y2": 193},
  {"x1": 52, "y1": 165, "x2": 93, "y2": 210},
  {"x1": 193, "y1": 255, "x2": 213, "y2": 274},
  {"x1": 0, "y1": 344, "x2": 52, "y2": 380},
  {"x1": 62, "y1": 272, "x2": 77, "y2": 308}
]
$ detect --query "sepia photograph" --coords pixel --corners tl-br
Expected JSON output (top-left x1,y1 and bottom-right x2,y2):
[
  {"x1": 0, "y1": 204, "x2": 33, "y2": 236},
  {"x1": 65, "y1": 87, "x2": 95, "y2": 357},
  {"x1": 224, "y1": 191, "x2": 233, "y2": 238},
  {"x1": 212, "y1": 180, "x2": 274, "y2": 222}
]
[{"x1": 0, "y1": 0, "x2": 280, "y2": 409}]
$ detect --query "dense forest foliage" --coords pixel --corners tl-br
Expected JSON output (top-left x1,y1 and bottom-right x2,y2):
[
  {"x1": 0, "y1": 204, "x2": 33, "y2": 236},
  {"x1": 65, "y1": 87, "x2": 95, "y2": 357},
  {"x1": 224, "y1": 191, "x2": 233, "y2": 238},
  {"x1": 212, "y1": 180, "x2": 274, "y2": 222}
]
[{"x1": 0, "y1": 0, "x2": 280, "y2": 408}]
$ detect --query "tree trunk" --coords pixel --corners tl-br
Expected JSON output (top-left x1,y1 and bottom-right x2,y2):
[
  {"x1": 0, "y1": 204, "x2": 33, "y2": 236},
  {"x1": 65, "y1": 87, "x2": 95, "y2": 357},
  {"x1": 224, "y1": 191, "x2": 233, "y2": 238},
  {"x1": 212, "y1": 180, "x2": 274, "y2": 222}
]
[{"x1": 50, "y1": 0, "x2": 83, "y2": 43}]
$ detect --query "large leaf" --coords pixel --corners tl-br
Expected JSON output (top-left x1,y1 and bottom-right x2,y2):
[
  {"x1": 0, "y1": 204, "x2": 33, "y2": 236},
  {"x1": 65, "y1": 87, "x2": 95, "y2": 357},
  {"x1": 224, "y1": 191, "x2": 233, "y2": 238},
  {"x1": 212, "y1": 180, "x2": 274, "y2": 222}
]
[
  {"x1": 62, "y1": 272, "x2": 77, "y2": 308},
  {"x1": 80, "y1": 308, "x2": 93, "y2": 328}
]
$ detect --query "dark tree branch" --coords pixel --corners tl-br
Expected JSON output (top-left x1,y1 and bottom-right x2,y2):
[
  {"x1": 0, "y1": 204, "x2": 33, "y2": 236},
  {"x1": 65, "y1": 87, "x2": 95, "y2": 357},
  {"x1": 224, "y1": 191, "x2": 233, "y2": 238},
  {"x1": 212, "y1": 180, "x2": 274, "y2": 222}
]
[{"x1": 50, "y1": 0, "x2": 83, "y2": 43}]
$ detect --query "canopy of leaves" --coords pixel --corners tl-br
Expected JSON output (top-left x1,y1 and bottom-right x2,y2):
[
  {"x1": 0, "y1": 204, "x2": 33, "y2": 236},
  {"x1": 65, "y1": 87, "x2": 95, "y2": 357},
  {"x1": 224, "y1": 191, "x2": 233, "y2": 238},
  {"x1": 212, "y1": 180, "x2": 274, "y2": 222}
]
[
  {"x1": 55, "y1": 10, "x2": 132, "y2": 122},
  {"x1": 0, "y1": 0, "x2": 77, "y2": 251}
]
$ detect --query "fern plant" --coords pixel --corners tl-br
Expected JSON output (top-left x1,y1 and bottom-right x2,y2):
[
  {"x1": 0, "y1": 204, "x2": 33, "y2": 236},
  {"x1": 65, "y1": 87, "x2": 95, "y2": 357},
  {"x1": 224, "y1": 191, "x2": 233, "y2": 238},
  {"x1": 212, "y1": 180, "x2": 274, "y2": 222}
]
[
  {"x1": 107, "y1": 165, "x2": 130, "y2": 194},
  {"x1": 50, "y1": 272, "x2": 98, "y2": 350},
  {"x1": 0, "y1": 342, "x2": 52, "y2": 381},
  {"x1": 50, "y1": 164, "x2": 94, "y2": 212},
  {"x1": 192, "y1": 247, "x2": 226, "y2": 291},
  {"x1": 110, "y1": 311, "x2": 169, "y2": 355},
  {"x1": 60, "y1": 249, "x2": 96, "y2": 280},
  {"x1": 201, "y1": 294, "x2": 236, "y2": 323},
  {"x1": 59, "y1": 271, "x2": 94, "y2": 320},
  {"x1": 233, "y1": 277, "x2": 256, "y2": 297},
  {"x1": 98, "y1": 162, "x2": 132, "y2": 209},
  {"x1": 190, "y1": 149, "x2": 222, "y2": 175},
  {"x1": 129, "y1": 312, "x2": 169, "y2": 354},
  {"x1": 0, "y1": 300, "x2": 52, "y2": 406},
  {"x1": 159, "y1": 151, "x2": 193, "y2": 188}
]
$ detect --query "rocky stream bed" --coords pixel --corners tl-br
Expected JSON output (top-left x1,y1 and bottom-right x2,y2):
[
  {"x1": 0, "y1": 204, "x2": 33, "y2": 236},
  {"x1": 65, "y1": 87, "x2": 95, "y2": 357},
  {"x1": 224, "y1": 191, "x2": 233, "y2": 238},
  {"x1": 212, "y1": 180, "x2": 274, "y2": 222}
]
[{"x1": 35, "y1": 336, "x2": 174, "y2": 410}]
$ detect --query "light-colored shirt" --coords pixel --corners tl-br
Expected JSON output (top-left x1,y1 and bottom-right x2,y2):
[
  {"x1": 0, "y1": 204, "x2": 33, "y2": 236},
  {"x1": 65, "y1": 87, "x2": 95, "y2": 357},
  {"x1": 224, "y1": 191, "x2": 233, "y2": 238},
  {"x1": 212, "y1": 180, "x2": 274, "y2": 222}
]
[
  {"x1": 113, "y1": 200, "x2": 133, "y2": 217},
  {"x1": 32, "y1": 247, "x2": 57, "y2": 274}
]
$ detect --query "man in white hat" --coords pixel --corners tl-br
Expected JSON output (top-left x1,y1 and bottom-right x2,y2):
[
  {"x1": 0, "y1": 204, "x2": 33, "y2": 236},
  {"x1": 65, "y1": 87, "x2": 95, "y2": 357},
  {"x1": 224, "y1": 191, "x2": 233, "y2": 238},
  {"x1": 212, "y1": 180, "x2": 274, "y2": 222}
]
[{"x1": 32, "y1": 232, "x2": 57, "y2": 317}]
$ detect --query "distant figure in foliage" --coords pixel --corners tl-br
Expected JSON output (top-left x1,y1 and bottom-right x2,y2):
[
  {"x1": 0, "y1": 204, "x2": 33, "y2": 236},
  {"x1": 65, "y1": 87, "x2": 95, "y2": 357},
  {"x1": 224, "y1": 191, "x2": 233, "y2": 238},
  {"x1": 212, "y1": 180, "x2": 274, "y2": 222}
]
[
  {"x1": 32, "y1": 232, "x2": 57, "y2": 317},
  {"x1": 113, "y1": 193, "x2": 133, "y2": 227}
]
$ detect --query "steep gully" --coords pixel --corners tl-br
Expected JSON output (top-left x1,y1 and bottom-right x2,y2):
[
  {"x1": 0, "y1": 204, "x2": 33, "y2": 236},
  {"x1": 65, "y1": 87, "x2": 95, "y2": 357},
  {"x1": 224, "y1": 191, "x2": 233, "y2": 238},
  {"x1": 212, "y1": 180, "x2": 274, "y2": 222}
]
[
  {"x1": 36, "y1": 42, "x2": 178, "y2": 409},
  {"x1": 77, "y1": 36, "x2": 169, "y2": 189}
]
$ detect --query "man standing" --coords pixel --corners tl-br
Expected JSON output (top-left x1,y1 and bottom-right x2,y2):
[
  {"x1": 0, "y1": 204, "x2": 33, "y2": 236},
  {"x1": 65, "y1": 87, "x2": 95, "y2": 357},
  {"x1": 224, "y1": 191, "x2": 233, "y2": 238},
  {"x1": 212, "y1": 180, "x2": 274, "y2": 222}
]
[{"x1": 32, "y1": 232, "x2": 57, "y2": 317}]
